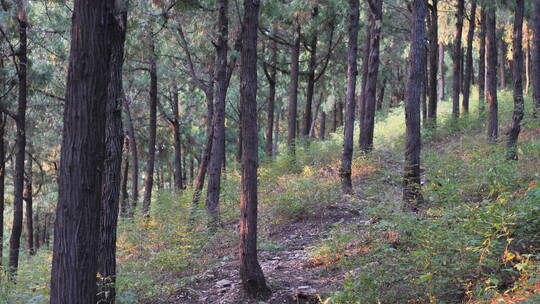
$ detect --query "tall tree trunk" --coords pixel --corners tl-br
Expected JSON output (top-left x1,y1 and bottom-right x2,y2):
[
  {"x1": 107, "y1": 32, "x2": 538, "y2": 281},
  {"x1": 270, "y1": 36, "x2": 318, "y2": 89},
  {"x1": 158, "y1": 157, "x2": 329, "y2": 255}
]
[
  {"x1": 206, "y1": 0, "x2": 230, "y2": 226},
  {"x1": 506, "y1": 0, "x2": 524, "y2": 160},
  {"x1": 302, "y1": 7, "x2": 318, "y2": 138},
  {"x1": 403, "y1": 0, "x2": 426, "y2": 211},
  {"x1": 191, "y1": 88, "x2": 214, "y2": 208},
  {"x1": 273, "y1": 106, "x2": 280, "y2": 157},
  {"x1": 532, "y1": 0, "x2": 540, "y2": 117},
  {"x1": 525, "y1": 25, "x2": 530, "y2": 96},
  {"x1": 264, "y1": 40, "x2": 277, "y2": 157},
  {"x1": 427, "y1": 0, "x2": 438, "y2": 125},
  {"x1": 288, "y1": 24, "x2": 301, "y2": 153},
  {"x1": 8, "y1": 4, "x2": 28, "y2": 274},
  {"x1": 451, "y1": 0, "x2": 464, "y2": 118},
  {"x1": 479, "y1": 8, "x2": 486, "y2": 113},
  {"x1": 421, "y1": 51, "x2": 428, "y2": 126},
  {"x1": 498, "y1": 39, "x2": 506, "y2": 89},
  {"x1": 120, "y1": 139, "x2": 130, "y2": 217},
  {"x1": 123, "y1": 102, "x2": 139, "y2": 214},
  {"x1": 142, "y1": 37, "x2": 158, "y2": 215},
  {"x1": 486, "y1": 5, "x2": 498, "y2": 142},
  {"x1": 98, "y1": 5, "x2": 126, "y2": 303},
  {"x1": 462, "y1": 0, "x2": 476, "y2": 114},
  {"x1": 0, "y1": 114, "x2": 4, "y2": 266},
  {"x1": 341, "y1": 0, "x2": 359, "y2": 194},
  {"x1": 50, "y1": 0, "x2": 112, "y2": 301},
  {"x1": 239, "y1": 0, "x2": 271, "y2": 298},
  {"x1": 377, "y1": 77, "x2": 386, "y2": 110},
  {"x1": 438, "y1": 43, "x2": 445, "y2": 101},
  {"x1": 172, "y1": 89, "x2": 183, "y2": 191},
  {"x1": 358, "y1": 26, "x2": 372, "y2": 123},
  {"x1": 24, "y1": 144, "x2": 33, "y2": 255},
  {"x1": 360, "y1": 0, "x2": 383, "y2": 153},
  {"x1": 319, "y1": 111, "x2": 326, "y2": 140}
]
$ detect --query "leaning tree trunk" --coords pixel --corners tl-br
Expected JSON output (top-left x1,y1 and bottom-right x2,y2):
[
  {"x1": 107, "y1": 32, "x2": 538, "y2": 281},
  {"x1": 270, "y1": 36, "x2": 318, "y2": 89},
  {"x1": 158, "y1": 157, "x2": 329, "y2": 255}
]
[
  {"x1": 8, "y1": 5, "x2": 27, "y2": 274},
  {"x1": 451, "y1": 0, "x2": 464, "y2": 118},
  {"x1": 532, "y1": 0, "x2": 540, "y2": 117},
  {"x1": 287, "y1": 24, "x2": 300, "y2": 153},
  {"x1": 142, "y1": 37, "x2": 158, "y2": 215},
  {"x1": 98, "y1": 5, "x2": 127, "y2": 304},
  {"x1": 462, "y1": 0, "x2": 477, "y2": 114},
  {"x1": 340, "y1": 0, "x2": 360, "y2": 194},
  {"x1": 50, "y1": 0, "x2": 112, "y2": 302},
  {"x1": 479, "y1": 8, "x2": 486, "y2": 113},
  {"x1": 486, "y1": 5, "x2": 498, "y2": 142},
  {"x1": 403, "y1": 0, "x2": 426, "y2": 212},
  {"x1": 427, "y1": 0, "x2": 438, "y2": 125},
  {"x1": 506, "y1": 0, "x2": 524, "y2": 160},
  {"x1": 206, "y1": 0, "x2": 230, "y2": 227},
  {"x1": 360, "y1": 0, "x2": 383, "y2": 153},
  {"x1": 123, "y1": 102, "x2": 139, "y2": 214},
  {"x1": 302, "y1": 6, "x2": 318, "y2": 138},
  {"x1": 238, "y1": 0, "x2": 271, "y2": 298}
]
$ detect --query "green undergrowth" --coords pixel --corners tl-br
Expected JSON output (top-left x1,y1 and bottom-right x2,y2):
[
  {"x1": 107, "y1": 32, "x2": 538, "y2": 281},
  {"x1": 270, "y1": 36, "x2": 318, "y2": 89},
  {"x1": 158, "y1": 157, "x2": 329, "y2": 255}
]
[{"x1": 313, "y1": 92, "x2": 540, "y2": 303}]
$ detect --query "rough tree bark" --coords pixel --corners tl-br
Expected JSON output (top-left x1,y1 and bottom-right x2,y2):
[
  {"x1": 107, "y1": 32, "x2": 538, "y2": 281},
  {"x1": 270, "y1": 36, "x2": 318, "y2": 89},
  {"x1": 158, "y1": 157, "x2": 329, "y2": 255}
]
[
  {"x1": 486, "y1": 5, "x2": 498, "y2": 142},
  {"x1": 506, "y1": 0, "x2": 524, "y2": 160},
  {"x1": 98, "y1": 4, "x2": 127, "y2": 303},
  {"x1": 451, "y1": 0, "x2": 464, "y2": 118},
  {"x1": 24, "y1": 143, "x2": 33, "y2": 255},
  {"x1": 360, "y1": 0, "x2": 383, "y2": 153},
  {"x1": 142, "y1": 36, "x2": 158, "y2": 215},
  {"x1": 462, "y1": 0, "x2": 477, "y2": 114},
  {"x1": 206, "y1": 0, "x2": 230, "y2": 226},
  {"x1": 287, "y1": 23, "x2": 301, "y2": 153},
  {"x1": 340, "y1": 0, "x2": 359, "y2": 194},
  {"x1": 427, "y1": 0, "x2": 438, "y2": 125},
  {"x1": 0, "y1": 114, "x2": 4, "y2": 266},
  {"x1": 403, "y1": 0, "x2": 426, "y2": 211},
  {"x1": 479, "y1": 8, "x2": 486, "y2": 113},
  {"x1": 50, "y1": 0, "x2": 112, "y2": 302},
  {"x1": 238, "y1": 0, "x2": 271, "y2": 298},
  {"x1": 532, "y1": 0, "x2": 540, "y2": 117},
  {"x1": 8, "y1": 2, "x2": 27, "y2": 274}
]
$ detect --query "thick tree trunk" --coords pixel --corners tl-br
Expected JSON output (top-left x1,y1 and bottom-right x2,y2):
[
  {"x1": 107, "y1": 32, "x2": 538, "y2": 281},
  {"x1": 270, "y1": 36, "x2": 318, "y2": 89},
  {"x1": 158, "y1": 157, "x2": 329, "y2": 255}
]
[
  {"x1": 377, "y1": 78, "x2": 386, "y2": 110},
  {"x1": 50, "y1": 0, "x2": 112, "y2": 301},
  {"x1": 462, "y1": 0, "x2": 476, "y2": 113},
  {"x1": 427, "y1": 0, "x2": 438, "y2": 125},
  {"x1": 319, "y1": 111, "x2": 326, "y2": 140},
  {"x1": 403, "y1": 0, "x2": 426, "y2": 211},
  {"x1": 24, "y1": 147, "x2": 33, "y2": 255},
  {"x1": 332, "y1": 102, "x2": 337, "y2": 132},
  {"x1": 438, "y1": 43, "x2": 445, "y2": 101},
  {"x1": 360, "y1": 0, "x2": 383, "y2": 153},
  {"x1": 288, "y1": 24, "x2": 300, "y2": 152},
  {"x1": 123, "y1": 102, "x2": 138, "y2": 214},
  {"x1": 8, "y1": 7, "x2": 28, "y2": 274},
  {"x1": 479, "y1": 8, "x2": 486, "y2": 113},
  {"x1": 302, "y1": 7, "x2": 318, "y2": 138},
  {"x1": 98, "y1": 6, "x2": 126, "y2": 303},
  {"x1": 486, "y1": 6, "x2": 498, "y2": 142},
  {"x1": 142, "y1": 38, "x2": 158, "y2": 215},
  {"x1": 451, "y1": 0, "x2": 464, "y2": 118},
  {"x1": 532, "y1": 0, "x2": 540, "y2": 117},
  {"x1": 525, "y1": 26, "x2": 530, "y2": 96},
  {"x1": 265, "y1": 40, "x2": 277, "y2": 157},
  {"x1": 506, "y1": 0, "x2": 524, "y2": 160},
  {"x1": 341, "y1": 0, "x2": 359, "y2": 194},
  {"x1": 206, "y1": 0, "x2": 230, "y2": 227},
  {"x1": 239, "y1": 0, "x2": 271, "y2": 298}
]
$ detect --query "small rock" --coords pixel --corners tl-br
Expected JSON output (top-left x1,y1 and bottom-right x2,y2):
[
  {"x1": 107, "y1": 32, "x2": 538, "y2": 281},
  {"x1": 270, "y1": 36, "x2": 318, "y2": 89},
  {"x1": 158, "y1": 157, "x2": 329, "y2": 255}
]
[{"x1": 216, "y1": 279, "x2": 232, "y2": 288}]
